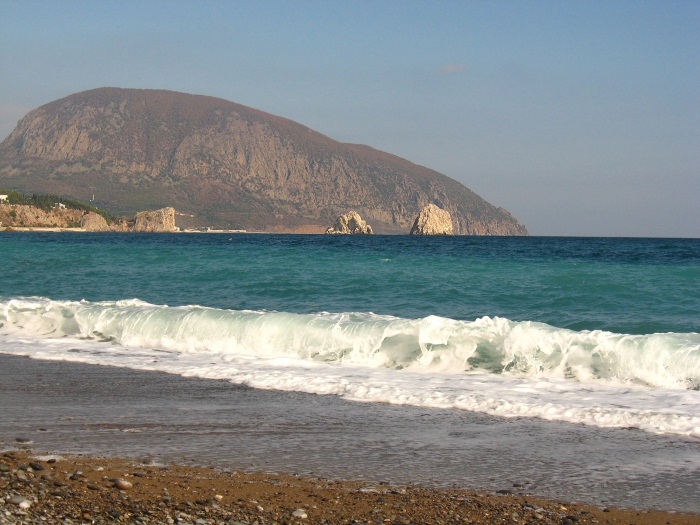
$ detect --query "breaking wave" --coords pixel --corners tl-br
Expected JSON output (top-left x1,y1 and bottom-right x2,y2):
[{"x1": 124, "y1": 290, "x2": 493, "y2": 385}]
[{"x1": 2, "y1": 296, "x2": 698, "y2": 389}]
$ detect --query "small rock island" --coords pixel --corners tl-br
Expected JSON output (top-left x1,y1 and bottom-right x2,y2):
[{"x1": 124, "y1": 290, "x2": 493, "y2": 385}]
[
  {"x1": 409, "y1": 204, "x2": 453, "y2": 235},
  {"x1": 325, "y1": 211, "x2": 373, "y2": 235}
]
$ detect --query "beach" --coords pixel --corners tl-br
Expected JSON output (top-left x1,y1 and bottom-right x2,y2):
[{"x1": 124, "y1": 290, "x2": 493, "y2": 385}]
[
  {"x1": 3, "y1": 450, "x2": 699, "y2": 525},
  {"x1": 1, "y1": 354, "x2": 699, "y2": 524}
]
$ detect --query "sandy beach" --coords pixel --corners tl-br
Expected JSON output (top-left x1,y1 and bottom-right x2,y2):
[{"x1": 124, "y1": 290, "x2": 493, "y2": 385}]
[{"x1": 1, "y1": 354, "x2": 698, "y2": 524}]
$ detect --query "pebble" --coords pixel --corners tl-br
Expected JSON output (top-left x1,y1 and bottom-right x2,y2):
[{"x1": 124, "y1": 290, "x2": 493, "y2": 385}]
[
  {"x1": 114, "y1": 478, "x2": 133, "y2": 490},
  {"x1": 29, "y1": 462, "x2": 45, "y2": 471},
  {"x1": 292, "y1": 508, "x2": 308, "y2": 519}
]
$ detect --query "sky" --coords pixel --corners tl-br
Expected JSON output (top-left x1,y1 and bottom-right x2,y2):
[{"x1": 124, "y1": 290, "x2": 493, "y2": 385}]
[{"x1": 0, "y1": 0, "x2": 698, "y2": 237}]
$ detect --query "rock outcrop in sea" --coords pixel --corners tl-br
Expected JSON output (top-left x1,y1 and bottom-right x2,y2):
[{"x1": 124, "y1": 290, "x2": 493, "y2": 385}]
[
  {"x1": 409, "y1": 204, "x2": 454, "y2": 235},
  {"x1": 325, "y1": 211, "x2": 373, "y2": 235},
  {"x1": 133, "y1": 207, "x2": 176, "y2": 232}
]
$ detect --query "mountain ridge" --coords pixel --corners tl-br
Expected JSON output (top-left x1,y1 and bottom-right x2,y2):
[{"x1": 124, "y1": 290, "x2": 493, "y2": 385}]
[{"x1": 0, "y1": 87, "x2": 527, "y2": 235}]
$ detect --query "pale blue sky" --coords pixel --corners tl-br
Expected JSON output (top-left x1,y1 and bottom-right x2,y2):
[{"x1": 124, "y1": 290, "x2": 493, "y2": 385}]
[{"x1": 1, "y1": 0, "x2": 698, "y2": 236}]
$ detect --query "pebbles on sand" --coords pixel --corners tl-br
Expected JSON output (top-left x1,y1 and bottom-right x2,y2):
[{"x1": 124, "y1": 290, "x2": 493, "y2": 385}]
[{"x1": 0, "y1": 450, "x2": 697, "y2": 525}]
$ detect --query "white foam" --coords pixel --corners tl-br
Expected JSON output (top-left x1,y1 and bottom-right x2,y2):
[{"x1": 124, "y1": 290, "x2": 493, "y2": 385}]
[
  {"x1": 1, "y1": 296, "x2": 699, "y2": 437},
  {"x1": 1, "y1": 297, "x2": 698, "y2": 387}
]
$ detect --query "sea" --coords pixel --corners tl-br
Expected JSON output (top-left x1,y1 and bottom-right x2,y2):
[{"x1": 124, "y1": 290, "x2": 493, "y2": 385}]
[{"x1": 1, "y1": 233, "x2": 699, "y2": 510}]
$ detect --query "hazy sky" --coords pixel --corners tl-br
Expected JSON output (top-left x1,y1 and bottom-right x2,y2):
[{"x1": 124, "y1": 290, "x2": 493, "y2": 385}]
[{"x1": 1, "y1": 1, "x2": 698, "y2": 237}]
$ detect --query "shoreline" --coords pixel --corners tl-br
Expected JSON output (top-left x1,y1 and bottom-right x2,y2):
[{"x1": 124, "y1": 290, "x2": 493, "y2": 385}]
[
  {"x1": 1, "y1": 226, "x2": 88, "y2": 232},
  {"x1": 1, "y1": 354, "x2": 699, "y2": 517},
  {"x1": 2, "y1": 450, "x2": 697, "y2": 525},
  {"x1": 1, "y1": 226, "x2": 249, "y2": 234},
  {"x1": 3, "y1": 228, "x2": 700, "y2": 239}
]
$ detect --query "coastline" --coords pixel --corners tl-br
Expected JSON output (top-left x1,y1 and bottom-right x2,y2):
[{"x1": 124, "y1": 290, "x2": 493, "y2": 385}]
[
  {"x1": 1, "y1": 226, "x2": 249, "y2": 234},
  {"x1": 2, "y1": 450, "x2": 697, "y2": 525},
  {"x1": 1, "y1": 353, "x2": 699, "y2": 519},
  {"x1": 1, "y1": 227, "x2": 88, "y2": 233}
]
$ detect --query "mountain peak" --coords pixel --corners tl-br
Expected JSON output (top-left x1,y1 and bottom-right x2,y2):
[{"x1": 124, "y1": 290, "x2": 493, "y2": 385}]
[{"x1": 0, "y1": 88, "x2": 527, "y2": 235}]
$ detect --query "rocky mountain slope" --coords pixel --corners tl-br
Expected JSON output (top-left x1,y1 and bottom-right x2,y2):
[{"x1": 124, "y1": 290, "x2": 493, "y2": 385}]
[
  {"x1": 0, "y1": 204, "x2": 85, "y2": 229},
  {"x1": 0, "y1": 203, "x2": 175, "y2": 232},
  {"x1": 0, "y1": 88, "x2": 527, "y2": 234}
]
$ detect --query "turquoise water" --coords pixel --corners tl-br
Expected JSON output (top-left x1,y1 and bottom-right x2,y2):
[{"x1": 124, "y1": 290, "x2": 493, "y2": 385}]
[
  {"x1": 2, "y1": 233, "x2": 698, "y2": 333},
  {"x1": 1, "y1": 233, "x2": 699, "y2": 436}
]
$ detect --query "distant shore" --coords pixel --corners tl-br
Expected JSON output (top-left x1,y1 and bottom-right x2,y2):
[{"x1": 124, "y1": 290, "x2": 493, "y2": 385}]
[
  {"x1": 1, "y1": 226, "x2": 249, "y2": 233},
  {"x1": 1, "y1": 226, "x2": 88, "y2": 233}
]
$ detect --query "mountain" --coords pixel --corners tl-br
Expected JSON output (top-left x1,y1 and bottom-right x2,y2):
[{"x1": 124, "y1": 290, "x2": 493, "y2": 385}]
[{"x1": 0, "y1": 88, "x2": 527, "y2": 234}]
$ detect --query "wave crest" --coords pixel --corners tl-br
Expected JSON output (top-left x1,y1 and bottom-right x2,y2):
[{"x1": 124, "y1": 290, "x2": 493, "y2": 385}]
[{"x1": 1, "y1": 296, "x2": 698, "y2": 389}]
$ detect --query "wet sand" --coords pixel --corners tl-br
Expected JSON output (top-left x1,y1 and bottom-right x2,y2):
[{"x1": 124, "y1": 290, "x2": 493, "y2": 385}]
[{"x1": 1, "y1": 354, "x2": 698, "y2": 521}]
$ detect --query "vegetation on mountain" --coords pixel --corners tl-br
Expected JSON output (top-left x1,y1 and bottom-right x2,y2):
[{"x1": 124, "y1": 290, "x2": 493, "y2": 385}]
[
  {"x1": 0, "y1": 88, "x2": 527, "y2": 234},
  {"x1": 1, "y1": 189, "x2": 113, "y2": 220}
]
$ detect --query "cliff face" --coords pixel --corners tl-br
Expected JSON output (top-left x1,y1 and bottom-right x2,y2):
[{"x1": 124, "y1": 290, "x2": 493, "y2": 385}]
[
  {"x1": 0, "y1": 204, "x2": 84, "y2": 229},
  {"x1": 80, "y1": 212, "x2": 110, "y2": 231},
  {"x1": 133, "y1": 207, "x2": 176, "y2": 232},
  {"x1": 0, "y1": 204, "x2": 175, "y2": 232},
  {"x1": 0, "y1": 88, "x2": 527, "y2": 235}
]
